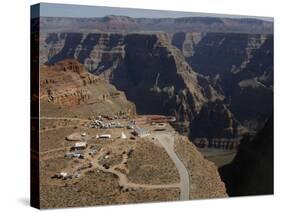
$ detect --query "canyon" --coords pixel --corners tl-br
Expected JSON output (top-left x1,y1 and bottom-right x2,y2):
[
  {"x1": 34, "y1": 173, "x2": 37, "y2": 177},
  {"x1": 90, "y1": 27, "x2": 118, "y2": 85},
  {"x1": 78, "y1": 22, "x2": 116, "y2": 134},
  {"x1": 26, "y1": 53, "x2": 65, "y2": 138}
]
[
  {"x1": 39, "y1": 26, "x2": 273, "y2": 149},
  {"x1": 32, "y1": 14, "x2": 274, "y2": 203}
]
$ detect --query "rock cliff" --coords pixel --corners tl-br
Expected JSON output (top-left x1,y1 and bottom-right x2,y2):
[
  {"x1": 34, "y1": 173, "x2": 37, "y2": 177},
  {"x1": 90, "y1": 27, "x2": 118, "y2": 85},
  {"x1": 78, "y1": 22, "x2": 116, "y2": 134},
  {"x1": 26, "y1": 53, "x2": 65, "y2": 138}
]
[
  {"x1": 40, "y1": 59, "x2": 136, "y2": 116},
  {"x1": 189, "y1": 102, "x2": 247, "y2": 149},
  {"x1": 219, "y1": 116, "x2": 273, "y2": 196},
  {"x1": 40, "y1": 31, "x2": 273, "y2": 149},
  {"x1": 173, "y1": 32, "x2": 273, "y2": 134},
  {"x1": 41, "y1": 32, "x2": 224, "y2": 135}
]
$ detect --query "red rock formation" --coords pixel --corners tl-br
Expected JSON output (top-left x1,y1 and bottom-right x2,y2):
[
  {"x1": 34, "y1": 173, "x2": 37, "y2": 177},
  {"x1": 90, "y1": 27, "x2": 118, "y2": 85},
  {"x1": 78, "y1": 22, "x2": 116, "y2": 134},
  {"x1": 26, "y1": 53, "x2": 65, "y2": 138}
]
[{"x1": 40, "y1": 59, "x2": 136, "y2": 115}]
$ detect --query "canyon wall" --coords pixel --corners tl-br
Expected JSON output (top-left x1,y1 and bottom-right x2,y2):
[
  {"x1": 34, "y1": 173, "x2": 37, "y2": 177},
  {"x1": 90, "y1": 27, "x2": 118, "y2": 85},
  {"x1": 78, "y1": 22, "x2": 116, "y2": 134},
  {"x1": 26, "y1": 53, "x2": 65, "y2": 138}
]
[
  {"x1": 41, "y1": 32, "x2": 224, "y2": 134},
  {"x1": 172, "y1": 32, "x2": 273, "y2": 134},
  {"x1": 40, "y1": 31, "x2": 273, "y2": 149},
  {"x1": 219, "y1": 116, "x2": 273, "y2": 196}
]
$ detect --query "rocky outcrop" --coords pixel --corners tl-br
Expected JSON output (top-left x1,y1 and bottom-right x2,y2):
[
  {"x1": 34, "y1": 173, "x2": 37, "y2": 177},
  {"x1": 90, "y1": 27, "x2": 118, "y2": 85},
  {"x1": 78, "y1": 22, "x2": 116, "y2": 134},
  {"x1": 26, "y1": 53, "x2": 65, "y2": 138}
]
[
  {"x1": 172, "y1": 32, "x2": 204, "y2": 58},
  {"x1": 219, "y1": 116, "x2": 273, "y2": 196},
  {"x1": 40, "y1": 59, "x2": 136, "y2": 116},
  {"x1": 189, "y1": 102, "x2": 247, "y2": 149}
]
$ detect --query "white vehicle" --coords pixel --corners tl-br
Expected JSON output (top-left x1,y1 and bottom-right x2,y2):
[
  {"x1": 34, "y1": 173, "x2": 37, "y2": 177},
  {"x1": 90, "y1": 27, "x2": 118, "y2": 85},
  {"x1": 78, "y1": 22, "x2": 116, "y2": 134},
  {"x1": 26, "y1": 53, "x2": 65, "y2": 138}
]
[
  {"x1": 96, "y1": 134, "x2": 112, "y2": 139},
  {"x1": 59, "y1": 172, "x2": 68, "y2": 179}
]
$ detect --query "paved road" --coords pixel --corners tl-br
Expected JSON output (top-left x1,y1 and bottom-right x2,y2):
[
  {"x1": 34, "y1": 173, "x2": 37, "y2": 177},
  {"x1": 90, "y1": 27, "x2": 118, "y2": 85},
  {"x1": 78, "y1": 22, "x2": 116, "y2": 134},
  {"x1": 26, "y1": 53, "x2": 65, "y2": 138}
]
[{"x1": 153, "y1": 133, "x2": 190, "y2": 200}]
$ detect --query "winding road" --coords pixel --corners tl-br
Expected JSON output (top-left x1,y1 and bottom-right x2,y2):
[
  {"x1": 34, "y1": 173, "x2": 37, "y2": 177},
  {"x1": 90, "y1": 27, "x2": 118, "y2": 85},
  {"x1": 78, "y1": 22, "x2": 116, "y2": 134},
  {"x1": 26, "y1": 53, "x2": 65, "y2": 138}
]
[{"x1": 153, "y1": 133, "x2": 190, "y2": 200}]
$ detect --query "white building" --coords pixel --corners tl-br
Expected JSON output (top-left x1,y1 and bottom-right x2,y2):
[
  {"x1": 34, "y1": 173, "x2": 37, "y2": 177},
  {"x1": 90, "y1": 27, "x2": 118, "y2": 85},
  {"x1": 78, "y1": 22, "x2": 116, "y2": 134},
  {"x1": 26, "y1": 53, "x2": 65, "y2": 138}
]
[
  {"x1": 74, "y1": 142, "x2": 87, "y2": 150},
  {"x1": 133, "y1": 127, "x2": 150, "y2": 137}
]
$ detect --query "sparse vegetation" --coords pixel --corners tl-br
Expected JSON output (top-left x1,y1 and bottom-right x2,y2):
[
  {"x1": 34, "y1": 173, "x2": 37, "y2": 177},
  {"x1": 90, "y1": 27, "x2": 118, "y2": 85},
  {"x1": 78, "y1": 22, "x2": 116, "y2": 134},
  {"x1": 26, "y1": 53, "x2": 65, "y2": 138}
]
[
  {"x1": 174, "y1": 135, "x2": 227, "y2": 199},
  {"x1": 127, "y1": 139, "x2": 180, "y2": 185}
]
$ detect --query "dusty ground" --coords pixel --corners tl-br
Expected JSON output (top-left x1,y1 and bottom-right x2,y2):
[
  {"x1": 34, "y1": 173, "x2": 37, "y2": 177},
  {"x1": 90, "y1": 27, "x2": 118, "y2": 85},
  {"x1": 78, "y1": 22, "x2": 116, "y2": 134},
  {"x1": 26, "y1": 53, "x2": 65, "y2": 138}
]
[
  {"x1": 39, "y1": 92, "x2": 228, "y2": 208},
  {"x1": 127, "y1": 139, "x2": 180, "y2": 185},
  {"x1": 40, "y1": 169, "x2": 180, "y2": 208},
  {"x1": 40, "y1": 170, "x2": 120, "y2": 208},
  {"x1": 39, "y1": 111, "x2": 182, "y2": 208}
]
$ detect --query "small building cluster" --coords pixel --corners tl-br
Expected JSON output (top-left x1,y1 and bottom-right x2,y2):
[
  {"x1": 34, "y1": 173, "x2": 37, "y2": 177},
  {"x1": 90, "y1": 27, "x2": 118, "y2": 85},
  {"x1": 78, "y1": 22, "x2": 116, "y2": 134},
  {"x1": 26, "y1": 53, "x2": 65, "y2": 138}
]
[
  {"x1": 55, "y1": 113, "x2": 174, "y2": 182},
  {"x1": 89, "y1": 119, "x2": 124, "y2": 129}
]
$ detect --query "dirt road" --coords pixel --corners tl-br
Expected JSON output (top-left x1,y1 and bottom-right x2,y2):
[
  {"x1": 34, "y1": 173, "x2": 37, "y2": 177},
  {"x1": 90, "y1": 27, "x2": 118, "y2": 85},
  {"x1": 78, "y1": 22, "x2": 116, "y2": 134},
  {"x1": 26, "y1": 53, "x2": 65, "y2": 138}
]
[
  {"x1": 39, "y1": 116, "x2": 89, "y2": 121},
  {"x1": 153, "y1": 133, "x2": 190, "y2": 200},
  {"x1": 64, "y1": 148, "x2": 179, "y2": 191}
]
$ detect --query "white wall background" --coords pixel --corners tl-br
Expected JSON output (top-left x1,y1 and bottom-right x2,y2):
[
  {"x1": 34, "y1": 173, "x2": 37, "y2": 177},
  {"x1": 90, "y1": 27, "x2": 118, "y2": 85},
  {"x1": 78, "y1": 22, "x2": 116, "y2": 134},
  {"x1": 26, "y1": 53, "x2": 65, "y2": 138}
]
[{"x1": 0, "y1": 0, "x2": 279, "y2": 211}]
